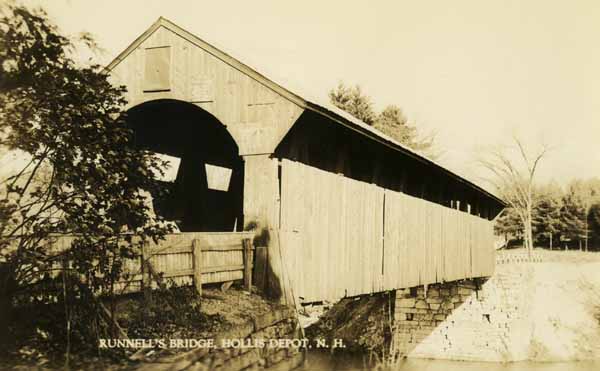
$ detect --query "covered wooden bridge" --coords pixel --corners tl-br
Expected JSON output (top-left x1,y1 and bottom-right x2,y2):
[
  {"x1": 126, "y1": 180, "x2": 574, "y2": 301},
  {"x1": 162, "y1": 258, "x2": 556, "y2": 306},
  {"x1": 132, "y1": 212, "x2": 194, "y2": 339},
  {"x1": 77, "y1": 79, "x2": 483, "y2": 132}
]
[{"x1": 107, "y1": 18, "x2": 505, "y2": 305}]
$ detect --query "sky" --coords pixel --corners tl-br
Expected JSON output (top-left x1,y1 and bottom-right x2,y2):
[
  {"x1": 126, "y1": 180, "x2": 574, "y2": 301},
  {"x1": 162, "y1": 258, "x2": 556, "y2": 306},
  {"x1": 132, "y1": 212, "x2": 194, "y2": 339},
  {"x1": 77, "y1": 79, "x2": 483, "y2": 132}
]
[{"x1": 18, "y1": 0, "x2": 600, "y2": 187}]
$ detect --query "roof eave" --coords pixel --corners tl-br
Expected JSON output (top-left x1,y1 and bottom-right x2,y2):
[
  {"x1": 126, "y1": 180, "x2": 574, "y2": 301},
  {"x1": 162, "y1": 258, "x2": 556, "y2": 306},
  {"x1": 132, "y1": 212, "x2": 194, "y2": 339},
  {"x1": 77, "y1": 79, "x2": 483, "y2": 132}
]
[{"x1": 304, "y1": 101, "x2": 507, "y2": 208}]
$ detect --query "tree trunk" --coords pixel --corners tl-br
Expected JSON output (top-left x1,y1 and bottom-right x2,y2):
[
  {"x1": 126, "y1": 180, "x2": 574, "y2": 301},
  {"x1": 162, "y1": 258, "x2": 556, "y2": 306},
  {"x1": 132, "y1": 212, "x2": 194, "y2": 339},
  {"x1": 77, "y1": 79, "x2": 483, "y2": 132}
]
[
  {"x1": 585, "y1": 219, "x2": 589, "y2": 252},
  {"x1": 62, "y1": 261, "x2": 71, "y2": 369},
  {"x1": 528, "y1": 225, "x2": 534, "y2": 258},
  {"x1": 549, "y1": 234, "x2": 553, "y2": 250},
  {"x1": 0, "y1": 264, "x2": 16, "y2": 346},
  {"x1": 526, "y1": 189, "x2": 533, "y2": 260},
  {"x1": 525, "y1": 218, "x2": 533, "y2": 259},
  {"x1": 0, "y1": 290, "x2": 11, "y2": 346}
]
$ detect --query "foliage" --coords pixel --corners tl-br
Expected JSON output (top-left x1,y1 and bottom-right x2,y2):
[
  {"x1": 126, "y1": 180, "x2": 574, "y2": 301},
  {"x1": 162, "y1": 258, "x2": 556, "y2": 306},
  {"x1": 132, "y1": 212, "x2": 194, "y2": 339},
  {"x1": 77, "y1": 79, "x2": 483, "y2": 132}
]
[
  {"x1": 532, "y1": 183, "x2": 562, "y2": 247},
  {"x1": 329, "y1": 82, "x2": 376, "y2": 126},
  {"x1": 569, "y1": 179, "x2": 600, "y2": 249},
  {"x1": 560, "y1": 184, "x2": 587, "y2": 244},
  {"x1": 0, "y1": 2, "x2": 173, "y2": 347},
  {"x1": 494, "y1": 206, "x2": 523, "y2": 240},
  {"x1": 328, "y1": 83, "x2": 437, "y2": 157},
  {"x1": 374, "y1": 105, "x2": 436, "y2": 154},
  {"x1": 119, "y1": 284, "x2": 224, "y2": 340},
  {"x1": 5, "y1": 271, "x2": 126, "y2": 366},
  {"x1": 589, "y1": 203, "x2": 600, "y2": 246},
  {"x1": 494, "y1": 177, "x2": 600, "y2": 251}
]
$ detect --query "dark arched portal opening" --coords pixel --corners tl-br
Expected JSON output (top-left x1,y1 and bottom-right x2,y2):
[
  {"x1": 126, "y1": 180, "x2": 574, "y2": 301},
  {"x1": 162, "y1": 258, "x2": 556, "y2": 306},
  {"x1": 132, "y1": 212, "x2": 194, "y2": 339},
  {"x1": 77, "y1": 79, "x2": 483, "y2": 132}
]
[{"x1": 127, "y1": 99, "x2": 244, "y2": 232}]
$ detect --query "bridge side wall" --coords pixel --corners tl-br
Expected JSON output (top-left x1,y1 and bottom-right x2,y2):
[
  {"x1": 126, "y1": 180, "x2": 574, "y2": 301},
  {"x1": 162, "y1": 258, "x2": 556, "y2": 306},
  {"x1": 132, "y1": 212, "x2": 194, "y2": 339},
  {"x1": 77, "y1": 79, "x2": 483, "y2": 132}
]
[{"x1": 278, "y1": 159, "x2": 496, "y2": 304}]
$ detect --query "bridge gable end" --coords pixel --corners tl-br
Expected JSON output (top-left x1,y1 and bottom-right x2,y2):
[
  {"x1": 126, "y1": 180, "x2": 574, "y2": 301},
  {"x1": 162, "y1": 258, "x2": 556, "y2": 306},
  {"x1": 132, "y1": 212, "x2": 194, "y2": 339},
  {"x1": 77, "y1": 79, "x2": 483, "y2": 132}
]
[{"x1": 107, "y1": 18, "x2": 303, "y2": 156}]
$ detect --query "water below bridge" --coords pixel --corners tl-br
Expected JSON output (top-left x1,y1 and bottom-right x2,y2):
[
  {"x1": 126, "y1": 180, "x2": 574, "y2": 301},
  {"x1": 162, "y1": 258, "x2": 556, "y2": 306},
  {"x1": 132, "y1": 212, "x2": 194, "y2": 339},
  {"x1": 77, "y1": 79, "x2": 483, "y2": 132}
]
[{"x1": 300, "y1": 351, "x2": 600, "y2": 371}]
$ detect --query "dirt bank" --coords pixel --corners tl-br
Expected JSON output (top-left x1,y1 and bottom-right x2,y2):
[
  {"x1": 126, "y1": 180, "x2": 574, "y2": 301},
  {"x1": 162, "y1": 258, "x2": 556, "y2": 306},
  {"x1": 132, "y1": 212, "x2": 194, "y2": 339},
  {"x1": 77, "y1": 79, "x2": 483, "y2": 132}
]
[{"x1": 304, "y1": 292, "x2": 394, "y2": 358}]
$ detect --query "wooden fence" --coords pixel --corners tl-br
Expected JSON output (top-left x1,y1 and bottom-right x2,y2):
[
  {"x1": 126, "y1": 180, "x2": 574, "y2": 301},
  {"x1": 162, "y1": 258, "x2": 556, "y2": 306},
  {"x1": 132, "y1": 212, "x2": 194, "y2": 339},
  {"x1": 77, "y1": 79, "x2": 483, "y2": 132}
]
[
  {"x1": 278, "y1": 159, "x2": 495, "y2": 303},
  {"x1": 54, "y1": 232, "x2": 255, "y2": 295}
]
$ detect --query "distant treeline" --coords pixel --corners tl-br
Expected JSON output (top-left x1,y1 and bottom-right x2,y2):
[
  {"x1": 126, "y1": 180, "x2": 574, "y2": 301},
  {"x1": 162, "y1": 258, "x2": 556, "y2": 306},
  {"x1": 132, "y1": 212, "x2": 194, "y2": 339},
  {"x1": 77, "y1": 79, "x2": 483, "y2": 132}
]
[{"x1": 495, "y1": 178, "x2": 600, "y2": 250}]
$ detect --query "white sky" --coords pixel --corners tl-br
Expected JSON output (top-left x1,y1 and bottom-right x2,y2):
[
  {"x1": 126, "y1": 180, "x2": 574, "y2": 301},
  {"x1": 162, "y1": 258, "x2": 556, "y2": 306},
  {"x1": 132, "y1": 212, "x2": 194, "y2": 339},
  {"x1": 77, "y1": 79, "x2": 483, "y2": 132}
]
[{"x1": 20, "y1": 0, "x2": 600, "y2": 186}]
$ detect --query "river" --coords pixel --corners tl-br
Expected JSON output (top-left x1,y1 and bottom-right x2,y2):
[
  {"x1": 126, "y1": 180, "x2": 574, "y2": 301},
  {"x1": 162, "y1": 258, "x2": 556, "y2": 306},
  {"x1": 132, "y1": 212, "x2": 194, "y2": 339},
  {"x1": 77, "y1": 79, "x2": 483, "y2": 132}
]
[{"x1": 300, "y1": 351, "x2": 600, "y2": 371}]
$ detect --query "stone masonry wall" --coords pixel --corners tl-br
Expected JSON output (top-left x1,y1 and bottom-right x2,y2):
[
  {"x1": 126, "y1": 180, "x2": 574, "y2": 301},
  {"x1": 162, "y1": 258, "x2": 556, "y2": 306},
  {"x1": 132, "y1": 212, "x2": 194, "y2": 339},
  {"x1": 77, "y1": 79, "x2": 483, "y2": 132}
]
[
  {"x1": 393, "y1": 263, "x2": 535, "y2": 361},
  {"x1": 138, "y1": 307, "x2": 305, "y2": 371}
]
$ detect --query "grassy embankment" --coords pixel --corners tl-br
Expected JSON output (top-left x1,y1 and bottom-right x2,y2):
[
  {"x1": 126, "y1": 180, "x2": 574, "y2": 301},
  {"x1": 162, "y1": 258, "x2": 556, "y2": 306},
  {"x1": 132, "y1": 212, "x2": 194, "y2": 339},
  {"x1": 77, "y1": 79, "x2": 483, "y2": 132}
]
[{"x1": 512, "y1": 248, "x2": 600, "y2": 361}]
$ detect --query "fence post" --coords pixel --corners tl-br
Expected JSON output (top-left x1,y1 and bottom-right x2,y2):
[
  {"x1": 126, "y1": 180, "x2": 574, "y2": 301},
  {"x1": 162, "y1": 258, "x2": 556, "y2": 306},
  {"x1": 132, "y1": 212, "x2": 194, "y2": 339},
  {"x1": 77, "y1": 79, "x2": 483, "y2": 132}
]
[
  {"x1": 253, "y1": 246, "x2": 267, "y2": 292},
  {"x1": 141, "y1": 241, "x2": 153, "y2": 300},
  {"x1": 141, "y1": 241, "x2": 152, "y2": 301},
  {"x1": 243, "y1": 239, "x2": 253, "y2": 291},
  {"x1": 192, "y1": 239, "x2": 203, "y2": 296},
  {"x1": 140, "y1": 243, "x2": 146, "y2": 296}
]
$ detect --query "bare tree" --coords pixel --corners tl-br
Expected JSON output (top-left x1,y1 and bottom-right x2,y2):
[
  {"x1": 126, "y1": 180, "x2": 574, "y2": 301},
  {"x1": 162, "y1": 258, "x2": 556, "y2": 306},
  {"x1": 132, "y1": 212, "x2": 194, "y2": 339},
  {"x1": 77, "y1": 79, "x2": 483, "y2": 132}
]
[{"x1": 478, "y1": 136, "x2": 549, "y2": 258}]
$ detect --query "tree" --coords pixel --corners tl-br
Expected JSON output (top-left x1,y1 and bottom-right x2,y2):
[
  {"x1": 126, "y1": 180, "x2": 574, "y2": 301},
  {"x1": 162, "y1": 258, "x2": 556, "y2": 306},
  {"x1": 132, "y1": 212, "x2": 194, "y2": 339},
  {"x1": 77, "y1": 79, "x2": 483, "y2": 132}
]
[
  {"x1": 560, "y1": 183, "x2": 588, "y2": 250},
  {"x1": 566, "y1": 178, "x2": 600, "y2": 251},
  {"x1": 494, "y1": 206, "x2": 524, "y2": 245},
  {"x1": 0, "y1": 4, "x2": 172, "y2": 345},
  {"x1": 329, "y1": 83, "x2": 438, "y2": 157},
  {"x1": 532, "y1": 183, "x2": 562, "y2": 249},
  {"x1": 329, "y1": 82, "x2": 376, "y2": 126},
  {"x1": 589, "y1": 203, "x2": 600, "y2": 250},
  {"x1": 373, "y1": 105, "x2": 436, "y2": 156},
  {"x1": 479, "y1": 136, "x2": 549, "y2": 258}
]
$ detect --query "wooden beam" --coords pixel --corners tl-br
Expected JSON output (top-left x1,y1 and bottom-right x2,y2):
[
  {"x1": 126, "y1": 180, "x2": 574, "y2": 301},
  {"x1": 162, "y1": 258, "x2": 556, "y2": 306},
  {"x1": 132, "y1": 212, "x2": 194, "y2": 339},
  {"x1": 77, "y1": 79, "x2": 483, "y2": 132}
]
[
  {"x1": 163, "y1": 268, "x2": 195, "y2": 278},
  {"x1": 474, "y1": 197, "x2": 481, "y2": 217},
  {"x1": 400, "y1": 167, "x2": 407, "y2": 193},
  {"x1": 335, "y1": 143, "x2": 348, "y2": 175},
  {"x1": 243, "y1": 155, "x2": 279, "y2": 229},
  {"x1": 202, "y1": 264, "x2": 245, "y2": 274},
  {"x1": 371, "y1": 152, "x2": 382, "y2": 185},
  {"x1": 221, "y1": 281, "x2": 234, "y2": 292},
  {"x1": 243, "y1": 239, "x2": 253, "y2": 291},
  {"x1": 192, "y1": 239, "x2": 203, "y2": 296},
  {"x1": 147, "y1": 242, "x2": 252, "y2": 256}
]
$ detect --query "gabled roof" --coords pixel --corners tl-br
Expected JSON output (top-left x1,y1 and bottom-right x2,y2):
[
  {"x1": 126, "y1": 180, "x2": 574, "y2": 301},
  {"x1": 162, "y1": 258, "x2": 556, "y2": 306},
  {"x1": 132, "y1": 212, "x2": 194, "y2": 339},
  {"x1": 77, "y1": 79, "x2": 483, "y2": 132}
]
[{"x1": 107, "y1": 17, "x2": 505, "y2": 208}]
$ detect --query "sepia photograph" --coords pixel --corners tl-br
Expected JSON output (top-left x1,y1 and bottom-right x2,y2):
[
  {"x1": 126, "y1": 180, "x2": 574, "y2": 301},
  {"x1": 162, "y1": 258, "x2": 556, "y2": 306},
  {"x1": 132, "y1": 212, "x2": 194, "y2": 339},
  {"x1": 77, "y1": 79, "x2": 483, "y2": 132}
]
[{"x1": 0, "y1": 0, "x2": 599, "y2": 370}]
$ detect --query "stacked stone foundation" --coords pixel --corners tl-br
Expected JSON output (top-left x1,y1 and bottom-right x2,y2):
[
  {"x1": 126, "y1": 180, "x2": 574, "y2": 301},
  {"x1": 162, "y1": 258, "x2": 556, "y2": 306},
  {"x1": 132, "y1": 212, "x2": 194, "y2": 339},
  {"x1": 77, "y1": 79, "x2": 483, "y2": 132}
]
[{"x1": 393, "y1": 264, "x2": 534, "y2": 361}]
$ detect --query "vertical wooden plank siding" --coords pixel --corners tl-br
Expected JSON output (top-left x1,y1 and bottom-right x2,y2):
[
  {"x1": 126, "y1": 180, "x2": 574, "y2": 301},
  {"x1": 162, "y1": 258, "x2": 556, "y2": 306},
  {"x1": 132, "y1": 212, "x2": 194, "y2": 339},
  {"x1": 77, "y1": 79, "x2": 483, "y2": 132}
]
[{"x1": 278, "y1": 159, "x2": 496, "y2": 303}]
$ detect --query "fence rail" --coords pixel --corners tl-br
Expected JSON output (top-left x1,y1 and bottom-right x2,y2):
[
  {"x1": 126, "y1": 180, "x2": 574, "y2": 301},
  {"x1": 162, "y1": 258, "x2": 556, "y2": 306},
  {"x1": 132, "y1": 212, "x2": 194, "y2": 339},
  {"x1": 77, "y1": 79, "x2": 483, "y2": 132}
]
[{"x1": 495, "y1": 250, "x2": 543, "y2": 264}]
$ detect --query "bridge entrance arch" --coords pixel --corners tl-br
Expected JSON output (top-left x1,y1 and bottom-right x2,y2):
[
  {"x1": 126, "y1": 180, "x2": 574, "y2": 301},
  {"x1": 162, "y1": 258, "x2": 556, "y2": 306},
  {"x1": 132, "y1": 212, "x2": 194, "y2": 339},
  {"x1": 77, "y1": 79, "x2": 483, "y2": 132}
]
[{"x1": 127, "y1": 99, "x2": 244, "y2": 232}]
